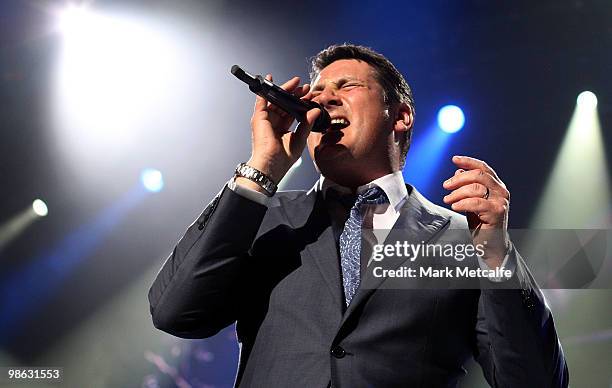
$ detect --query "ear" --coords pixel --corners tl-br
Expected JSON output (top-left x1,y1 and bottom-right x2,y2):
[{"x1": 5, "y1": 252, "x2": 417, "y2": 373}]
[{"x1": 393, "y1": 102, "x2": 414, "y2": 134}]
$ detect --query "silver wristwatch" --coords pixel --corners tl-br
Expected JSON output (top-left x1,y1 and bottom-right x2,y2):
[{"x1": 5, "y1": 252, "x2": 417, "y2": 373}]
[{"x1": 234, "y1": 163, "x2": 278, "y2": 196}]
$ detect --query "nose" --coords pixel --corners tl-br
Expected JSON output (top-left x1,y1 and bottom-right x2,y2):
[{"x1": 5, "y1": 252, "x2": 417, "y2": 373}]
[{"x1": 313, "y1": 87, "x2": 341, "y2": 108}]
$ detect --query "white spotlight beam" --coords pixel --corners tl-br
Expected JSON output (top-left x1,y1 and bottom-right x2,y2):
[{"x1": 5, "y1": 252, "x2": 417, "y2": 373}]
[
  {"x1": 53, "y1": 6, "x2": 183, "y2": 154},
  {"x1": 530, "y1": 92, "x2": 609, "y2": 228},
  {"x1": 0, "y1": 202, "x2": 47, "y2": 253}
]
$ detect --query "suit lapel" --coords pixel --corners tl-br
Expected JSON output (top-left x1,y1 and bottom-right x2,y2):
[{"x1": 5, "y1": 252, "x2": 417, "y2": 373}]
[
  {"x1": 278, "y1": 190, "x2": 344, "y2": 312},
  {"x1": 338, "y1": 185, "x2": 451, "y2": 327},
  {"x1": 276, "y1": 184, "x2": 452, "y2": 325}
]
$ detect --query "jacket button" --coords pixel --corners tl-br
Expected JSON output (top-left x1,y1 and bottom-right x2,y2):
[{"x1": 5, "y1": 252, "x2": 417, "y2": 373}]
[{"x1": 331, "y1": 345, "x2": 346, "y2": 358}]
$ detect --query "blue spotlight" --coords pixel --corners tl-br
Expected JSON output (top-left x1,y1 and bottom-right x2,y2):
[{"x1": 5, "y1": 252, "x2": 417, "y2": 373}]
[
  {"x1": 140, "y1": 168, "x2": 164, "y2": 192},
  {"x1": 437, "y1": 105, "x2": 465, "y2": 133},
  {"x1": 0, "y1": 186, "x2": 148, "y2": 341},
  {"x1": 403, "y1": 124, "x2": 453, "y2": 195}
]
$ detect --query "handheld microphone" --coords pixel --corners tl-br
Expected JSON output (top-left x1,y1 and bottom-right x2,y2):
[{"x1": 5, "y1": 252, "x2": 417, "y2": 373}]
[{"x1": 231, "y1": 65, "x2": 331, "y2": 133}]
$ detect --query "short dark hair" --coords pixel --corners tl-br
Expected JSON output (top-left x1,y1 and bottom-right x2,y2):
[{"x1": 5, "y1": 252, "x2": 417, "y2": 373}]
[{"x1": 309, "y1": 44, "x2": 415, "y2": 167}]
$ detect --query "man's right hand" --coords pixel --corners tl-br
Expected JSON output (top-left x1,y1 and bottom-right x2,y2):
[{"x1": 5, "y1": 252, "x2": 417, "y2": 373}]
[{"x1": 236, "y1": 74, "x2": 321, "y2": 195}]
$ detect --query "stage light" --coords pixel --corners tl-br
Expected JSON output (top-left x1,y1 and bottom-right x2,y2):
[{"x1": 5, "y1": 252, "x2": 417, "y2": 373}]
[
  {"x1": 403, "y1": 123, "x2": 454, "y2": 194},
  {"x1": 0, "y1": 186, "x2": 148, "y2": 340},
  {"x1": 531, "y1": 92, "x2": 608, "y2": 228},
  {"x1": 50, "y1": 3, "x2": 241, "y2": 207},
  {"x1": 437, "y1": 105, "x2": 465, "y2": 133},
  {"x1": 141, "y1": 169, "x2": 164, "y2": 192},
  {"x1": 0, "y1": 205, "x2": 41, "y2": 252},
  {"x1": 577, "y1": 91, "x2": 597, "y2": 109},
  {"x1": 32, "y1": 199, "x2": 49, "y2": 217},
  {"x1": 53, "y1": 6, "x2": 182, "y2": 151},
  {"x1": 58, "y1": 5, "x2": 92, "y2": 37}
]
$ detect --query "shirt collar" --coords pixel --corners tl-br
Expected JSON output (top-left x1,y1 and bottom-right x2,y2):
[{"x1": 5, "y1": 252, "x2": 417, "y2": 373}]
[{"x1": 317, "y1": 171, "x2": 408, "y2": 211}]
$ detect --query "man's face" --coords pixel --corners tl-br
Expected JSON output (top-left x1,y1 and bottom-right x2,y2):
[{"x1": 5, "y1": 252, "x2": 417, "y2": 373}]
[{"x1": 307, "y1": 59, "x2": 394, "y2": 186}]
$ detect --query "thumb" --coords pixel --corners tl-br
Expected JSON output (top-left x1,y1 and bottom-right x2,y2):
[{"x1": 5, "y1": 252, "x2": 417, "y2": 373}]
[{"x1": 295, "y1": 107, "x2": 321, "y2": 137}]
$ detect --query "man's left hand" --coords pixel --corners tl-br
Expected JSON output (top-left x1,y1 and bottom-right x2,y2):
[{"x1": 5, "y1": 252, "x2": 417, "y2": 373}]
[{"x1": 442, "y1": 155, "x2": 510, "y2": 269}]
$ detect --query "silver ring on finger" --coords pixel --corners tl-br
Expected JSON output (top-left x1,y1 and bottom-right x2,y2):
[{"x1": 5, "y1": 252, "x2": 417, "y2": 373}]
[{"x1": 482, "y1": 186, "x2": 490, "y2": 200}]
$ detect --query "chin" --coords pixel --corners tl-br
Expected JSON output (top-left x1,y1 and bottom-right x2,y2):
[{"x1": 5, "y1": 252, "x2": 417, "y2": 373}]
[
  {"x1": 314, "y1": 145, "x2": 355, "y2": 180},
  {"x1": 314, "y1": 143, "x2": 349, "y2": 163}
]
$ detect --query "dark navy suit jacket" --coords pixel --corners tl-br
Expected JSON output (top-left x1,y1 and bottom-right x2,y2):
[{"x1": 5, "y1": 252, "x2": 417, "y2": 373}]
[{"x1": 149, "y1": 183, "x2": 568, "y2": 387}]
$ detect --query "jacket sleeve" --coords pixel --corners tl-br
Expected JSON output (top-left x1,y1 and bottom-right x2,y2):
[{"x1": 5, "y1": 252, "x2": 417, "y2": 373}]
[
  {"x1": 148, "y1": 185, "x2": 268, "y2": 338},
  {"x1": 474, "y1": 245, "x2": 569, "y2": 388}
]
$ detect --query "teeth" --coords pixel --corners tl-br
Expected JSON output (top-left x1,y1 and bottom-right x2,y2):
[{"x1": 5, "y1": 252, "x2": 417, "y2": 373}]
[{"x1": 330, "y1": 118, "x2": 349, "y2": 126}]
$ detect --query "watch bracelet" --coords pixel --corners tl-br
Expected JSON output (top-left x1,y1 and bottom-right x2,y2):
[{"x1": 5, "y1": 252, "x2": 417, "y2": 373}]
[{"x1": 234, "y1": 163, "x2": 277, "y2": 196}]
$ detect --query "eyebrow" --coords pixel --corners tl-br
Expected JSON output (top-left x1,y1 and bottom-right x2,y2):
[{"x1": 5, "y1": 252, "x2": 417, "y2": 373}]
[{"x1": 311, "y1": 76, "x2": 360, "y2": 92}]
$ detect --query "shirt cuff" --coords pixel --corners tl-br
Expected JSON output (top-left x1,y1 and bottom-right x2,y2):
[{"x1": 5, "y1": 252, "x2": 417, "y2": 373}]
[
  {"x1": 477, "y1": 241, "x2": 517, "y2": 282},
  {"x1": 227, "y1": 177, "x2": 271, "y2": 207}
]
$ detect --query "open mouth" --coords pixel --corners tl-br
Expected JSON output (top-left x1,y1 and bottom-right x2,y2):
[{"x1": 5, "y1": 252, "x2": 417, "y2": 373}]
[{"x1": 329, "y1": 117, "x2": 350, "y2": 131}]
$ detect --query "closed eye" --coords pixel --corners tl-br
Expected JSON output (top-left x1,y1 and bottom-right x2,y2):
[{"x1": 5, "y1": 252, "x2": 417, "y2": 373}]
[
  {"x1": 341, "y1": 82, "x2": 361, "y2": 89},
  {"x1": 310, "y1": 81, "x2": 362, "y2": 96}
]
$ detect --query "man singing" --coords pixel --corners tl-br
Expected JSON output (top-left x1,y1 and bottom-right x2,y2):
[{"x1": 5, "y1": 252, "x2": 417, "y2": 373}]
[{"x1": 149, "y1": 44, "x2": 568, "y2": 387}]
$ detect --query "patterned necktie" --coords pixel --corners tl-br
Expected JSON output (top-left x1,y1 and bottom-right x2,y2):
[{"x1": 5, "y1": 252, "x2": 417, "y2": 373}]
[{"x1": 339, "y1": 186, "x2": 389, "y2": 306}]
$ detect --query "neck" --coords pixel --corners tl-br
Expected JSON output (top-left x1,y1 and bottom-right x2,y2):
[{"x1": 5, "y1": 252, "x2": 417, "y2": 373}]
[{"x1": 326, "y1": 168, "x2": 396, "y2": 190}]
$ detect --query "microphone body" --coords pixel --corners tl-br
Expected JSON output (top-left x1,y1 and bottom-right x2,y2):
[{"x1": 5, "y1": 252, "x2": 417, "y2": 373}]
[{"x1": 231, "y1": 65, "x2": 331, "y2": 133}]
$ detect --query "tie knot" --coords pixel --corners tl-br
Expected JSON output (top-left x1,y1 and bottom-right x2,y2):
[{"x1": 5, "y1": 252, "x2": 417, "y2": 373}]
[
  {"x1": 356, "y1": 186, "x2": 388, "y2": 207},
  {"x1": 327, "y1": 186, "x2": 388, "y2": 210}
]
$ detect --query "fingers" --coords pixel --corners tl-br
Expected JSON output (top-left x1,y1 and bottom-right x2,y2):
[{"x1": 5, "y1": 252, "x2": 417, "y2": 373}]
[
  {"x1": 301, "y1": 88, "x2": 314, "y2": 102},
  {"x1": 255, "y1": 74, "x2": 303, "y2": 103},
  {"x1": 443, "y1": 181, "x2": 488, "y2": 204},
  {"x1": 264, "y1": 75, "x2": 311, "y2": 118},
  {"x1": 285, "y1": 107, "x2": 320, "y2": 161},
  {"x1": 292, "y1": 107, "x2": 320, "y2": 143},
  {"x1": 279, "y1": 75, "x2": 300, "y2": 91},
  {"x1": 252, "y1": 73, "x2": 315, "y2": 137},
  {"x1": 443, "y1": 162, "x2": 509, "y2": 200},
  {"x1": 443, "y1": 168, "x2": 497, "y2": 192},
  {"x1": 294, "y1": 83, "x2": 310, "y2": 98},
  {"x1": 449, "y1": 197, "x2": 488, "y2": 214},
  {"x1": 300, "y1": 84, "x2": 311, "y2": 96},
  {"x1": 451, "y1": 155, "x2": 500, "y2": 182},
  {"x1": 305, "y1": 107, "x2": 321, "y2": 128},
  {"x1": 444, "y1": 157, "x2": 510, "y2": 256},
  {"x1": 253, "y1": 76, "x2": 270, "y2": 113},
  {"x1": 266, "y1": 75, "x2": 297, "y2": 118},
  {"x1": 450, "y1": 198, "x2": 500, "y2": 223},
  {"x1": 443, "y1": 156, "x2": 510, "y2": 221},
  {"x1": 254, "y1": 74, "x2": 274, "y2": 114}
]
